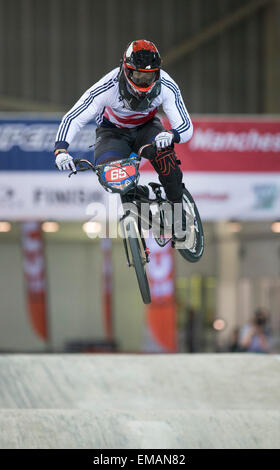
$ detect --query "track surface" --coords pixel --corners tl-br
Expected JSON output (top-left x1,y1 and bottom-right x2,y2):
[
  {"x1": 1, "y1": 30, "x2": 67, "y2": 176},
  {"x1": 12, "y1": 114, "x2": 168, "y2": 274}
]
[{"x1": 0, "y1": 354, "x2": 279, "y2": 449}]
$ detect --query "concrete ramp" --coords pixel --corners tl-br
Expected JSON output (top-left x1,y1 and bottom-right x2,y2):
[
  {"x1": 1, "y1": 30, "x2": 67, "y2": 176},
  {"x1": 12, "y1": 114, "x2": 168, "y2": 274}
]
[{"x1": 0, "y1": 354, "x2": 279, "y2": 449}]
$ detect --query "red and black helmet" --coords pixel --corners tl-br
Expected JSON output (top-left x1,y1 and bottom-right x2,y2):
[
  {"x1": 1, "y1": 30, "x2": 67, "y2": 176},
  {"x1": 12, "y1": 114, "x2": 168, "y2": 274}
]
[{"x1": 119, "y1": 40, "x2": 161, "y2": 111}]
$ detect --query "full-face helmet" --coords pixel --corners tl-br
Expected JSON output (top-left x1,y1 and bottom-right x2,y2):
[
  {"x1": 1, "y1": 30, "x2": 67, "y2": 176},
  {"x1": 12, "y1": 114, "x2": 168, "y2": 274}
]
[{"x1": 118, "y1": 40, "x2": 161, "y2": 111}]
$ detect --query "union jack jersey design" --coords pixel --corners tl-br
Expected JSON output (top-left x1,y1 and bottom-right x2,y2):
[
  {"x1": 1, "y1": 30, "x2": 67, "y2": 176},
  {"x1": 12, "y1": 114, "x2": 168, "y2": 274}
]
[{"x1": 55, "y1": 68, "x2": 193, "y2": 146}]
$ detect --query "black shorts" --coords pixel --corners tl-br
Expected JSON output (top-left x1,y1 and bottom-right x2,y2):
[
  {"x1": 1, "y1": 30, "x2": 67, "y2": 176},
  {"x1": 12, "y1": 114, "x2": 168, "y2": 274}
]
[{"x1": 94, "y1": 117, "x2": 164, "y2": 164}]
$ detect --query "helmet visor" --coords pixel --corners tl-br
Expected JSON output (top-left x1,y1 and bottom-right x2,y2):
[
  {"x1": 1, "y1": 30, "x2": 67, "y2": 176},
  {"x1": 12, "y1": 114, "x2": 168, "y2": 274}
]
[{"x1": 129, "y1": 70, "x2": 157, "y2": 89}]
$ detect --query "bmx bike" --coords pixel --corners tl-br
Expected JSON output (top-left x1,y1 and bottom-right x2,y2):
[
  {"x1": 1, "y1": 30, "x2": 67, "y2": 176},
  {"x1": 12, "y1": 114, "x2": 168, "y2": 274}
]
[{"x1": 68, "y1": 144, "x2": 204, "y2": 304}]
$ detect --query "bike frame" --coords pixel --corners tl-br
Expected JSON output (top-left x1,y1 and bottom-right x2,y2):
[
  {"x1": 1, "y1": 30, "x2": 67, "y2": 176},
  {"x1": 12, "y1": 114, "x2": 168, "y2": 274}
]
[{"x1": 69, "y1": 153, "x2": 174, "y2": 254}]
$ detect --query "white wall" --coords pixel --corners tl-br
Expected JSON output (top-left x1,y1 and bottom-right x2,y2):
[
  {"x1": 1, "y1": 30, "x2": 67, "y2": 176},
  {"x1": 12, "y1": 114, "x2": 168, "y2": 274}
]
[
  {"x1": 0, "y1": 231, "x2": 147, "y2": 353},
  {"x1": 0, "y1": 221, "x2": 279, "y2": 352},
  {"x1": 240, "y1": 238, "x2": 280, "y2": 279},
  {"x1": 112, "y1": 241, "x2": 146, "y2": 352},
  {"x1": 46, "y1": 239, "x2": 104, "y2": 351}
]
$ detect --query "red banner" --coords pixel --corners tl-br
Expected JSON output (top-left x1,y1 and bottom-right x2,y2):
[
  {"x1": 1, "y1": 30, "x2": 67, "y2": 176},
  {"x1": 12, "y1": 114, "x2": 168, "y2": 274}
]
[
  {"x1": 101, "y1": 238, "x2": 113, "y2": 341},
  {"x1": 144, "y1": 237, "x2": 177, "y2": 353},
  {"x1": 140, "y1": 117, "x2": 280, "y2": 172},
  {"x1": 21, "y1": 222, "x2": 48, "y2": 340}
]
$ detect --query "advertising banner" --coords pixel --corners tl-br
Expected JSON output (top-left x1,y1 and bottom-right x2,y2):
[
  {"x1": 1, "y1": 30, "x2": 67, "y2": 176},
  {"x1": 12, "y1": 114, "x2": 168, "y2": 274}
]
[
  {"x1": 144, "y1": 237, "x2": 177, "y2": 353},
  {"x1": 20, "y1": 221, "x2": 49, "y2": 341},
  {"x1": 141, "y1": 116, "x2": 280, "y2": 220},
  {"x1": 0, "y1": 116, "x2": 280, "y2": 220},
  {"x1": 151, "y1": 116, "x2": 280, "y2": 173},
  {"x1": 0, "y1": 117, "x2": 96, "y2": 170},
  {"x1": 101, "y1": 238, "x2": 114, "y2": 342},
  {"x1": 0, "y1": 171, "x2": 106, "y2": 220},
  {"x1": 140, "y1": 171, "x2": 280, "y2": 220}
]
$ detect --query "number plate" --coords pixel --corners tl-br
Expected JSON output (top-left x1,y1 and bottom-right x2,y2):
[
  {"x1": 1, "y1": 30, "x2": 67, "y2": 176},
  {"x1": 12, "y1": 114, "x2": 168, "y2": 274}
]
[{"x1": 102, "y1": 163, "x2": 136, "y2": 188}]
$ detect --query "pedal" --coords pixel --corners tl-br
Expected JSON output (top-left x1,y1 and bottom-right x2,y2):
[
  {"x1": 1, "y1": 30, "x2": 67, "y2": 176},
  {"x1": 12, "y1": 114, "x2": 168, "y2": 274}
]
[
  {"x1": 172, "y1": 234, "x2": 187, "y2": 243},
  {"x1": 172, "y1": 227, "x2": 196, "y2": 250}
]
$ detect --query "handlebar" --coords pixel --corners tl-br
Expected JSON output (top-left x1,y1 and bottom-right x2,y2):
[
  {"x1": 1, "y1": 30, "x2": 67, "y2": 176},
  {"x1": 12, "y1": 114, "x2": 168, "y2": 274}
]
[
  {"x1": 138, "y1": 141, "x2": 156, "y2": 158},
  {"x1": 67, "y1": 158, "x2": 95, "y2": 177},
  {"x1": 67, "y1": 142, "x2": 156, "y2": 178},
  {"x1": 74, "y1": 158, "x2": 95, "y2": 170}
]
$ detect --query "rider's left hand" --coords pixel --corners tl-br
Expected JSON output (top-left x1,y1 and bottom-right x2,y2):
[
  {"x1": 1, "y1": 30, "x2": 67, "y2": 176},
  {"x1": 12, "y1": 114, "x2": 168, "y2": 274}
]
[{"x1": 155, "y1": 131, "x2": 174, "y2": 149}]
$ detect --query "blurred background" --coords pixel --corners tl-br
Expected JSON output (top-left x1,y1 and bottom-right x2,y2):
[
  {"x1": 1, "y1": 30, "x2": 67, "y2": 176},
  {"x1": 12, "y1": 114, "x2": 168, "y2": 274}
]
[{"x1": 0, "y1": 0, "x2": 279, "y2": 354}]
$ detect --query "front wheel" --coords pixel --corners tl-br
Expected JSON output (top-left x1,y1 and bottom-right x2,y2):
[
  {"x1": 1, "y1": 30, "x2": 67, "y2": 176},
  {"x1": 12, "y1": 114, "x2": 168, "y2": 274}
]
[
  {"x1": 126, "y1": 220, "x2": 151, "y2": 304},
  {"x1": 176, "y1": 186, "x2": 204, "y2": 263}
]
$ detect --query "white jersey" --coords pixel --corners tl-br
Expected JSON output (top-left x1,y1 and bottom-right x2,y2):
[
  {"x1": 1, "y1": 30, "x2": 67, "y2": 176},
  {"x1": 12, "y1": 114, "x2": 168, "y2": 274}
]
[{"x1": 55, "y1": 68, "x2": 193, "y2": 146}]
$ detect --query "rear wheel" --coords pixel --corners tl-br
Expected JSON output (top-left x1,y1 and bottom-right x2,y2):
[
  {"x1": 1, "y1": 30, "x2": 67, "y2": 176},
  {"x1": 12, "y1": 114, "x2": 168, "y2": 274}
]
[
  {"x1": 126, "y1": 221, "x2": 151, "y2": 304},
  {"x1": 176, "y1": 186, "x2": 204, "y2": 263}
]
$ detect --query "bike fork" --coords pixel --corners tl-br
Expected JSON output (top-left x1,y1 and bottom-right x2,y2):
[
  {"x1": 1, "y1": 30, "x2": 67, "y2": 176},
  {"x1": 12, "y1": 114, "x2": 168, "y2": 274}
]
[
  {"x1": 120, "y1": 213, "x2": 132, "y2": 267},
  {"x1": 119, "y1": 212, "x2": 150, "y2": 267},
  {"x1": 141, "y1": 232, "x2": 150, "y2": 263}
]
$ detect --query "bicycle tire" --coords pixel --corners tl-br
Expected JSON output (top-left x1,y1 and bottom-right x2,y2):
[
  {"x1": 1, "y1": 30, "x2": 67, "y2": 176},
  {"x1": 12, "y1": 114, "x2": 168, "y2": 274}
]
[
  {"x1": 126, "y1": 221, "x2": 151, "y2": 304},
  {"x1": 177, "y1": 187, "x2": 204, "y2": 263}
]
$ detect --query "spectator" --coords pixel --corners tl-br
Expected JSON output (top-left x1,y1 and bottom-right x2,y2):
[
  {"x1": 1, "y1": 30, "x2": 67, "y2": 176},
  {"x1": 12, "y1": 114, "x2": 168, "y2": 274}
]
[{"x1": 238, "y1": 308, "x2": 272, "y2": 353}]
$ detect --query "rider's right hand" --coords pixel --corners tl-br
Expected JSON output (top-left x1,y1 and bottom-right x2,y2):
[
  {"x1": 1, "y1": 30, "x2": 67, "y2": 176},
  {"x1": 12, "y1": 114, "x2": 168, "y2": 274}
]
[{"x1": 55, "y1": 152, "x2": 76, "y2": 172}]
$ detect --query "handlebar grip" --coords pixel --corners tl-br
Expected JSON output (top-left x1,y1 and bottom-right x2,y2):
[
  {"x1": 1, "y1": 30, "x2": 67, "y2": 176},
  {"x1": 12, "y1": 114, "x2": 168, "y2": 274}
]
[{"x1": 138, "y1": 142, "x2": 156, "y2": 158}]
